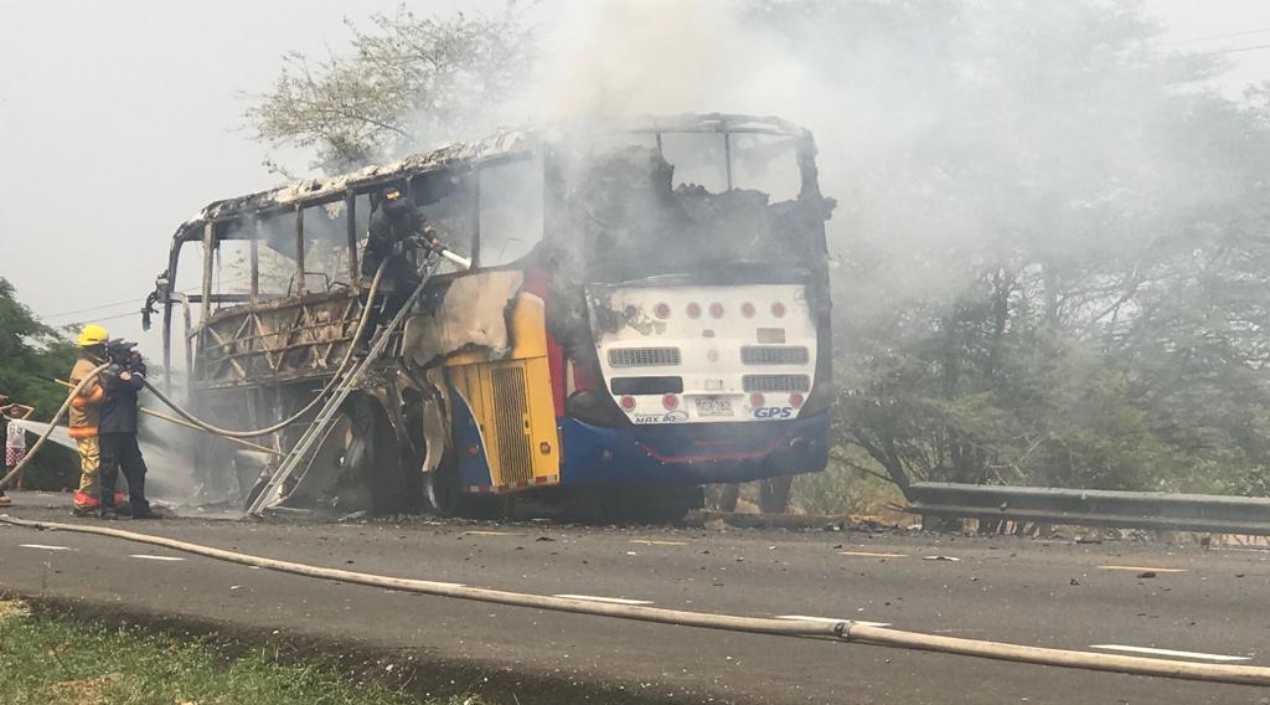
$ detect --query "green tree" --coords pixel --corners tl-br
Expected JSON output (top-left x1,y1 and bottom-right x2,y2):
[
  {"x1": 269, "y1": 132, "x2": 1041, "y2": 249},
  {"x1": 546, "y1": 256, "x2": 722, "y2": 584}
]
[
  {"x1": 0, "y1": 278, "x2": 80, "y2": 489},
  {"x1": 757, "y1": 0, "x2": 1270, "y2": 498},
  {"x1": 246, "y1": 5, "x2": 534, "y2": 173}
]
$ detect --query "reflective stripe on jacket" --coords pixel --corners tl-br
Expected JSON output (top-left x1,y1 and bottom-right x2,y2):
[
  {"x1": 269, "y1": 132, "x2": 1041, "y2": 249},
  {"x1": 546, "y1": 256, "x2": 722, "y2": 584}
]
[{"x1": 68, "y1": 356, "x2": 104, "y2": 437}]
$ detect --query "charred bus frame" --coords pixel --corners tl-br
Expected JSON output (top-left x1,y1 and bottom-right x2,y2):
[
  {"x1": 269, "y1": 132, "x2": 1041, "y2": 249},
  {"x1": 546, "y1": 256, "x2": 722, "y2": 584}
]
[{"x1": 148, "y1": 114, "x2": 834, "y2": 518}]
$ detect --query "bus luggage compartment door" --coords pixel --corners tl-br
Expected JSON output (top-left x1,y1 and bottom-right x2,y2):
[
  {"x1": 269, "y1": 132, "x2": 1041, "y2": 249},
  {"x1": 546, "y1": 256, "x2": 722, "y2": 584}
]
[{"x1": 449, "y1": 357, "x2": 559, "y2": 493}]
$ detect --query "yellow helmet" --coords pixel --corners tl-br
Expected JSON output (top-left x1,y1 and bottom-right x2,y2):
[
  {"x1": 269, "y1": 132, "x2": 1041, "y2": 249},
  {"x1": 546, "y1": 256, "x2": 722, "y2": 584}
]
[{"x1": 76, "y1": 324, "x2": 110, "y2": 347}]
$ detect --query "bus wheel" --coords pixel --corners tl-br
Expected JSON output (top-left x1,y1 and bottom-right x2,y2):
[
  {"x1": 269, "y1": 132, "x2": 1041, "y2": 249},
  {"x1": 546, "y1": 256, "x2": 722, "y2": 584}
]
[
  {"x1": 346, "y1": 397, "x2": 411, "y2": 515},
  {"x1": 423, "y1": 456, "x2": 463, "y2": 517}
]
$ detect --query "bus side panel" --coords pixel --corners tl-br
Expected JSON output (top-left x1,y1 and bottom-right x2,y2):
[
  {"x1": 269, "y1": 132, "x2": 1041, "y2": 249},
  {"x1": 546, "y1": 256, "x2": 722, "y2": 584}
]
[
  {"x1": 448, "y1": 359, "x2": 561, "y2": 492},
  {"x1": 443, "y1": 292, "x2": 560, "y2": 493},
  {"x1": 448, "y1": 366, "x2": 495, "y2": 492},
  {"x1": 506, "y1": 293, "x2": 561, "y2": 487}
]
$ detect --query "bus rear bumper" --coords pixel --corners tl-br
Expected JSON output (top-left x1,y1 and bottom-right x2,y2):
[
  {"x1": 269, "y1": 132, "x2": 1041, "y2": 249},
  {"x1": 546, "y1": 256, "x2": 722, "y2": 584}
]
[{"x1": 558, "y1": 414, "x2": 829, "y2": 485}]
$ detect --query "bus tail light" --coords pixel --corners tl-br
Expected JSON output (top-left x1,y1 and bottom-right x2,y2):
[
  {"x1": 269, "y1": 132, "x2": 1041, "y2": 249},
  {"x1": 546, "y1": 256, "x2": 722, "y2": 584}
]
[
  {"x1": 741, "y1": 302, "x2": 756, "y2": 318},
  {"x1": 687, "y1": 302, "x2": 702, "y2": 319},
  {"x1": 662, "y1": 394, "x2": 679, "y2": 410},
  {"x1": 619, "y1": 395, "x2": 636, "y2": 411},
  {"x1": 654, "y1": 302, "x2": 671, "y2": 319},
  {"x1": 771, "y1": 302, "x2": 787, "y2": 318},
  {"x1": 709, "y1": 302, "x2": 724, "y2": 319},
  {"x1": 789, "y1": 392, "x2": 805, "y2": 408},
  {"x1": 749, "y1": 393, "x2": 765, "y2": 408}
]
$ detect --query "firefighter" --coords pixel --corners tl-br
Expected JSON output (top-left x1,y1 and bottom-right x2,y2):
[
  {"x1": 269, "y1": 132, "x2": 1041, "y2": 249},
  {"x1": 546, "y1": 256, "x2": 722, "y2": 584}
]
[
  {"x1": 359, "y1": 186, "x2": 431, "y2": 346},
  {"x1": 96, "y1": 340, "x2": 159, "y2": 520},
  {"x1": 69, "y1": 324, "x2": 113, "y2": 516}
]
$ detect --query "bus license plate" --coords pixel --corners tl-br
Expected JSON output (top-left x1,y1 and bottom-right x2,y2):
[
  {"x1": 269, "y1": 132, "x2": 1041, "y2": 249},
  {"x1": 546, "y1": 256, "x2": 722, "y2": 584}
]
[{"x1": 696, "y1": 397, "x2": 734, "y2": 417}]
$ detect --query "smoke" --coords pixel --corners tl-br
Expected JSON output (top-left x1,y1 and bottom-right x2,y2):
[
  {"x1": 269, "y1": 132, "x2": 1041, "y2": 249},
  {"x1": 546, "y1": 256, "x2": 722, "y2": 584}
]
[
  {"x1": 516, "y1": 0, "x2": 1231, "y2": 314},
  {"x1": 531, "y1": 1, "x2": 809, "y2": 121}
]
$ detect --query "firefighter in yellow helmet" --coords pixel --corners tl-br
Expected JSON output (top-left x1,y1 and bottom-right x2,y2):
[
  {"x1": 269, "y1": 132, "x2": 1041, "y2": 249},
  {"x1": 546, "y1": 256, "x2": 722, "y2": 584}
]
[{"x1": 68, "y1": 324, "x2": 124, "y2": 516}]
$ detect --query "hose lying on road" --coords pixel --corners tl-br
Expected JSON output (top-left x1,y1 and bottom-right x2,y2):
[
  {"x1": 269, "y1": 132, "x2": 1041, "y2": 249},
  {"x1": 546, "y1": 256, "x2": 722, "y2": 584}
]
[
  {"x1": 0, "y1": 364, "x2": 109, "y2": 492},
  {"x1": 1, "y1": 515, "x2": 1268, "y2": 687}
]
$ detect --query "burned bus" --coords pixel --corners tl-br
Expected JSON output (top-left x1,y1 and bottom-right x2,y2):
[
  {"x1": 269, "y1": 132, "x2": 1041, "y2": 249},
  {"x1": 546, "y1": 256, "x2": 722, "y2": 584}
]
[{"x1": 146, "y1": 114, "x2": 834, "y2": 520}]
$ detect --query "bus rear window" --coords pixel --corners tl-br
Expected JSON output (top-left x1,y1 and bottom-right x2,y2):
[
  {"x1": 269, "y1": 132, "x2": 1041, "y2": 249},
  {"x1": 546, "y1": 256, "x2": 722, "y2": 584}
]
[
  {"x1": 661, "y1": 132, "x2": 728, "y2": 194},
  {"x1": 731, "y1": 133, "x2": 800, "y2": 202}
]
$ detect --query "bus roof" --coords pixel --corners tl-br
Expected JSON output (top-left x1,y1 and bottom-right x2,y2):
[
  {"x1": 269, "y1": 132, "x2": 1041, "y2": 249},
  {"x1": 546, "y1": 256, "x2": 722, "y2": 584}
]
[{"x1": 171, "y1": 113, "x2": 808, "y2": 245}]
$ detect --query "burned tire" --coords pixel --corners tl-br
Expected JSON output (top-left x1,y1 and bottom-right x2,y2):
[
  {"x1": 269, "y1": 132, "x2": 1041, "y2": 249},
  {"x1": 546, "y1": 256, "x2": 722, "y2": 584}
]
[
  {"x1": 346, "y1": 396, "x2": 412, "y2": 515},
  {"x1": 423, "y1": 453, "x2": 463, "y2": 517},
  {"x1": 424, "y1": 456, "x2": 512, "y2": 520}
]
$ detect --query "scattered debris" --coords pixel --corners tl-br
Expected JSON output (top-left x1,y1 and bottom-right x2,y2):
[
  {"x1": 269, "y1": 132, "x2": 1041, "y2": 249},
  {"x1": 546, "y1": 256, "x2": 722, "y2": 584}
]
[
  {"x1": 923, "y1": 555, "x2": 961, "y2": 562},
  {"x1": 1137, "y1": 571, "x2": 1156, "y2": 579}
]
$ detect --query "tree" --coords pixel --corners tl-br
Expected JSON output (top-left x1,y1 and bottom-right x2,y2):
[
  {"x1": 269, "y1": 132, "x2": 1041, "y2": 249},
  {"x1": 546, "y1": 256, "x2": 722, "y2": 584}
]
[
  {"x1": 247, "y1": 6, "x2": 534, "y2": 173},
  {"x1": 0, "y1": 278, "x2": 80, "y2": 489},
  {"x1": 755, "y1": 0, "x2": 1270, "y2": 498}
]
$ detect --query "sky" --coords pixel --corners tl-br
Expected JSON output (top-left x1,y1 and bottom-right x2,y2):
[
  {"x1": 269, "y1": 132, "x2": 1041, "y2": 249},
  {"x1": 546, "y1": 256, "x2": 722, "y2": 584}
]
[{"x1": 4, "y1": 0, "x2": 1270, "y2": 363}]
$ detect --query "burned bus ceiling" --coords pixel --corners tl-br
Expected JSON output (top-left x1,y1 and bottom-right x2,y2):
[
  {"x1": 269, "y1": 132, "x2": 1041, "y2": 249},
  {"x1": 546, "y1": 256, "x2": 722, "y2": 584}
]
[{"x1": 168, "y1": 114, "x2": 812, "y2": 246}]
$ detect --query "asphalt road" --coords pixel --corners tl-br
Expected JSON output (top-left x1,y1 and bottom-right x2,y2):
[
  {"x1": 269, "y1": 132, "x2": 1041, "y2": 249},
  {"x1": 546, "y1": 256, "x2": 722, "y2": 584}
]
[{"x1": 2, "y1": 491, "x2": 1269, "y2": 705}]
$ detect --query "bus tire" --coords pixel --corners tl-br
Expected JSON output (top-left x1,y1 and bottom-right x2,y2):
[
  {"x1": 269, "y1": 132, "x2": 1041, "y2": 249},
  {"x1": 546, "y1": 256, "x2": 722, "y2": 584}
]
[
  {"x1": 423, "y1": 455, "x2": 463, "y2": 517},
  {"x1": 348, "y1": 396, "x2": 412, "y2": 515}
]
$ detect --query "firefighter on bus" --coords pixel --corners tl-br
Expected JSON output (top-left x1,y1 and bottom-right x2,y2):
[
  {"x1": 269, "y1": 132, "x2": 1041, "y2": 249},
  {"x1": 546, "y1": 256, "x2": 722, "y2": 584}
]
[{"x1": 359, "y1": 185, "x2": 435, "y2": 347}]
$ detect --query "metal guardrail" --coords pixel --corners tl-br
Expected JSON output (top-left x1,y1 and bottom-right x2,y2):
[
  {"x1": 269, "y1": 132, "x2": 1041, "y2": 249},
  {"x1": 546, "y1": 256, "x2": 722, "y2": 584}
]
[{"x1": 905, "y1": 482, "x2": 1270, "y2": 535}]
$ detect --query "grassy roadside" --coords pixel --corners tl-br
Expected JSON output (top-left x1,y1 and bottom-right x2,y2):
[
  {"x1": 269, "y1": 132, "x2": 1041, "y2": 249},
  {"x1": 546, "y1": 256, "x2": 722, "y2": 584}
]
[{"x1": 0, "y1": 600, "x2": 481, "y2": 705}]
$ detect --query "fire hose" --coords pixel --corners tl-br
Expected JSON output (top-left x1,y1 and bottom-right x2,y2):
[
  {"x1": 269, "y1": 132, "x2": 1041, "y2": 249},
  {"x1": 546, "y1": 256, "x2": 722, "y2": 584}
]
[
  {"x1": 0, "y1": 364, "x2": 110, "y2": 492},
  {"x1": 133, "y1": 241, "x2": 469, "y2": 440},
  {"x1": 0, "y1": 515, "x2": 1268, "y2": 687},
  {"x1": 0, "y1": 260, "x2": 392, "y2": 492},
  {"x1": 137, "y1": 258, "x2": 390, "y2": 439},
  {"x1": 1, "y1": 241, "x2": 467, "y2": 487}
]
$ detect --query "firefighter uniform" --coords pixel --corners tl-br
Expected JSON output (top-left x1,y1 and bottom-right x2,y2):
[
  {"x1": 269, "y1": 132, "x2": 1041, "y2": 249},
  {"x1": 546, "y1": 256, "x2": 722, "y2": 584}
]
[
  {"x1": 97, "y1": 349, "x2": 157, "y2": 519},
  {"x1": 69, "y1": 325, "x2": 112, "y2": 514}
]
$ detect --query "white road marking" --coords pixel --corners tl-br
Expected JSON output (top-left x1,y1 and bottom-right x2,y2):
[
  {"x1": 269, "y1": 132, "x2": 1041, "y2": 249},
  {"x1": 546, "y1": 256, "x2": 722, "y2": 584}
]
[
  {"x1": 554, "y1": 594, "x2": 654, "y2": 606},
  {"x1": 630, "y1": 539, "x2": 687, "y2": 546},
  {"x1": 1090, "y1": 644, "x2": 1250, "y2": 662},
  {"x1": 129, "y1": 555, "x2": 185, "y2": 562},
  {"x1": 1098, "y1": 565, "x2": 1187, "y2": 573},
  {"x1": 463, "y1": 530, "x2": 522, "y2": 537},
  {"x1": 840, "y1": 550, "x2": 908, "y2": 558},
  {"x1": 777, "y1": 615, "x2": 892, "y2": 628},
  {"x1": 20, "y1": 544, "x2": 71, "y2": 551}
]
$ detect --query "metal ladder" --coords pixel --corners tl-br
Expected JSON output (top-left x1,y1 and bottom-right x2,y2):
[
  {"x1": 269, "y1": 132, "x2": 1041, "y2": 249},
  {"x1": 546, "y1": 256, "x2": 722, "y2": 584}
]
[{"x1": 246, "y1": 259, "x2": 441, "y2": 516}]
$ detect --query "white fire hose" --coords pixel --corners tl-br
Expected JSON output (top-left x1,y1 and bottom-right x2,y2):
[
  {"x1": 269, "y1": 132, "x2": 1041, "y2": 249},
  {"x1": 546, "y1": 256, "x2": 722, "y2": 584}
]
[{"x1": 0, "y1": 514, "x2": 1268, "y2": 688}]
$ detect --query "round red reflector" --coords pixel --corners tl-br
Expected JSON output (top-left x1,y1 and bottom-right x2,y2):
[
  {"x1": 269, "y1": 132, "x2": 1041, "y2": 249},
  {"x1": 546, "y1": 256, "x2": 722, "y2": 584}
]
[
  {"x1": 686, "y1": 302, "x2": 702, "y2": 319},
  {"x1": 709, "y1": 302, "x2": 724, "y2": 319},
  {"x1": 619, "y1": 395, "x2": 636, "y2": 411},
  {"x1": 654, "y1": 303, "x2": 671, "y2": 319},
  {"x1": 539, "y1": 441, "x2": 552, "y2": 454},
  {"x1": 741, "y1": 302, "x2": 756, "y2": 318},
  {"x1": 771, "y1": 302, "x2": 787, "y2": 318},
  {"x1": 662, "y1": 394, "x2": 679, "y2": 410},
  {"x1": 750, "y1": 393, "x2": 765, "y2": 408},
  {"x1": 789, "y1": 392, "x2": 805, "y2": 408}
]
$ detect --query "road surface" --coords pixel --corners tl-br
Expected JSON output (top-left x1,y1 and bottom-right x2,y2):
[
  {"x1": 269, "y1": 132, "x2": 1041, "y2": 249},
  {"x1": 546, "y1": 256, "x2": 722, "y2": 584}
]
[{"x1": 1, "y1": 491, "x2": 1268, "y2": 704}]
